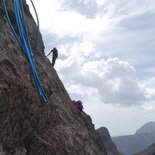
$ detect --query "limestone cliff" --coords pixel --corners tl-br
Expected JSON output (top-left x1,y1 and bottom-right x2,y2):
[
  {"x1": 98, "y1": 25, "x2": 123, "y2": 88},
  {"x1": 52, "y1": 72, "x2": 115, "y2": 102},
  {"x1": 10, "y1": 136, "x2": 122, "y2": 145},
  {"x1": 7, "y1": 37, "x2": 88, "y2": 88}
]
[
  {"x1": 97, "y1": 127, "x2": 122, "y2": 155},
  {"x1": 0, "y1": 0, "x2": 106, "y2": 155}
]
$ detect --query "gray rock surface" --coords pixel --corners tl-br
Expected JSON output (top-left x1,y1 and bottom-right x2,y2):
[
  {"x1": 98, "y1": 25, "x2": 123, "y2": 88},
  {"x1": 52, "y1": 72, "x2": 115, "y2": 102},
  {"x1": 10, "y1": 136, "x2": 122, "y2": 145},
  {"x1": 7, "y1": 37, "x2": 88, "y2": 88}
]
[
  {"x1": 0, "y1": 146, "x2": 5, "y2": 155},
  {"x1": 97, "y1": 127, "x2": 122, "y2": 155},
  {"x1": 0, "y1": 1, "x2": 106, "y2": 154}
]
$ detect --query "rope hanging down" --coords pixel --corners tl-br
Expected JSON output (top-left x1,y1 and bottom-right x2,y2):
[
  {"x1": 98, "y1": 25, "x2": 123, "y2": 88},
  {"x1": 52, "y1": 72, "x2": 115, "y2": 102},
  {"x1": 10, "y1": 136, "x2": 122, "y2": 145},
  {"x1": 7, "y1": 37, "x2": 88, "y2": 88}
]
[{"x1": 3, "y1": 0, "x2": 48, "y2": 103}]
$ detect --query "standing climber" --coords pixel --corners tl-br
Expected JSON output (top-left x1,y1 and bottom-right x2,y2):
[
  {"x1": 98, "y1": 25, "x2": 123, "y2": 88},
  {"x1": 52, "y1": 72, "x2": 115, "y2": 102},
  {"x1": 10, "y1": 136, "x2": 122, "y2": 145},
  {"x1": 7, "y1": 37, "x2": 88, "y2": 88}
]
[{"x1": 47, "y1": 47, "x2": 58, "y2": 66}]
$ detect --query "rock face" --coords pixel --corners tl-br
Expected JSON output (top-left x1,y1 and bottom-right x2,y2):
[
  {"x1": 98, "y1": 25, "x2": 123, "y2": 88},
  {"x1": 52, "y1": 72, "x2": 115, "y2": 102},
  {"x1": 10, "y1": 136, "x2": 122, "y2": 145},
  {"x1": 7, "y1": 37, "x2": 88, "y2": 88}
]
[
  {"x1": 97, "y1": 127, "x2": 122, "y2": 155},
  {"x1": 0, "y1": 1, "x2": 106, "y2": 155}
]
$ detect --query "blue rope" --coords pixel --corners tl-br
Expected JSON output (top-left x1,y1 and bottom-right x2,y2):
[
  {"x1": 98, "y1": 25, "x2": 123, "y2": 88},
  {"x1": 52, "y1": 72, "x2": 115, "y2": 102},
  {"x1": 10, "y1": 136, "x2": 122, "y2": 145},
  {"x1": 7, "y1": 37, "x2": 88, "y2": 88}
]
[
  {"x1": 3, "y1": 0, "x2": 48, "y2": 103},
  {"x1": 29, "y1": 0, "x2": 40, "y2": 56}
]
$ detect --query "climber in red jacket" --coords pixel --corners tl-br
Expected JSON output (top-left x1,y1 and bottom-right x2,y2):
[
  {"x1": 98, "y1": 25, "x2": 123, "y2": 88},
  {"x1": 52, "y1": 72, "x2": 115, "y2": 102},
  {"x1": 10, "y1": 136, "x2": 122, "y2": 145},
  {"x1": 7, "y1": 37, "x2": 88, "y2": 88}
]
[{"x1": 71, "y1": 100, "x2": 84, "y2": 111}]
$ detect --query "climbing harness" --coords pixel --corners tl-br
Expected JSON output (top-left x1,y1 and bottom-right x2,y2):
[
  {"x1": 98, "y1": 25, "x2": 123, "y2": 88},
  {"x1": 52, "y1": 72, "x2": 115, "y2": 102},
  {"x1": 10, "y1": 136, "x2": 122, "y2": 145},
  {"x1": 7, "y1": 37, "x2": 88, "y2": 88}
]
[{"x1": 3, "y1": 0, "x2": 48, "y2": 103}]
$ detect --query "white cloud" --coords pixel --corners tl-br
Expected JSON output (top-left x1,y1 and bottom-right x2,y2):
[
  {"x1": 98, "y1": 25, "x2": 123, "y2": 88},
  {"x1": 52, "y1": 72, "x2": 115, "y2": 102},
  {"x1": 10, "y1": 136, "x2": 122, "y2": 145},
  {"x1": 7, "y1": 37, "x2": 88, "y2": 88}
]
[
  {"x1": 26, "y1": 0, "x2": 155, "y2": 135},
  {"x1": 56, "y1": 57, "x2": 154, "y2": 106}
]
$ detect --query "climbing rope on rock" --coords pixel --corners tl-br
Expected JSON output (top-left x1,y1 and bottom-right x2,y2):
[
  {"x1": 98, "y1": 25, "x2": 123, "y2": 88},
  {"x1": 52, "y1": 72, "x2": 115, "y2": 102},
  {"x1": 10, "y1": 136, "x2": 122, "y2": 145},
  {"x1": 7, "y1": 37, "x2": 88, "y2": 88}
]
[{"x1": 3, "y1": 0, "x2": 48, "y2": 103}]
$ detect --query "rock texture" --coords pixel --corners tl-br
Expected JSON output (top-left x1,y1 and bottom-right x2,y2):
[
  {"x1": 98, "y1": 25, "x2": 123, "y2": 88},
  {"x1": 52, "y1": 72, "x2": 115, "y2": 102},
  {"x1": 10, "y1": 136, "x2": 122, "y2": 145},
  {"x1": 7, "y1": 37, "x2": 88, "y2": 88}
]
[
  {"x1": 0, "y1": 1, "x2": 106, "y2": 155},
  {"x1": 97, "y1": 127, "x2": 122, "y2": 155}
]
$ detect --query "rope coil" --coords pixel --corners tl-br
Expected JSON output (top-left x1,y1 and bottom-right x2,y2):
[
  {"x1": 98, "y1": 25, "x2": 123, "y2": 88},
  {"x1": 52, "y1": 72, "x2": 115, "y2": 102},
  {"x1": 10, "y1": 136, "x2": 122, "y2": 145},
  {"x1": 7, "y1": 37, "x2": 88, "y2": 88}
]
[{"x1": 3, "y1": 0, "x2": 48, "y2": 103}]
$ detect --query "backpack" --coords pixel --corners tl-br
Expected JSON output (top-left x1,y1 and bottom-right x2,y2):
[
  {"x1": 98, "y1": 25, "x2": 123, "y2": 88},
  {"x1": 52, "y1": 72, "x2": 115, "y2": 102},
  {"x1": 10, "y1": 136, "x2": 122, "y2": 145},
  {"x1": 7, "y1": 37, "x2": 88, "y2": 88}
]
[{"x1": 76, "y1": 100, "x2": 83, "y2": 111}]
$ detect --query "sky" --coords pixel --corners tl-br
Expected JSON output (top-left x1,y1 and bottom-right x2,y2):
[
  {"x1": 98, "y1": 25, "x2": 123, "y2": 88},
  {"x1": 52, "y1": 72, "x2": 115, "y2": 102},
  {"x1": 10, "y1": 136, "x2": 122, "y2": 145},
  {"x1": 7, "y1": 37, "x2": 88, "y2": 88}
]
[{"x1": 26, "y1": 0, "x2": 155, "y2": 136}]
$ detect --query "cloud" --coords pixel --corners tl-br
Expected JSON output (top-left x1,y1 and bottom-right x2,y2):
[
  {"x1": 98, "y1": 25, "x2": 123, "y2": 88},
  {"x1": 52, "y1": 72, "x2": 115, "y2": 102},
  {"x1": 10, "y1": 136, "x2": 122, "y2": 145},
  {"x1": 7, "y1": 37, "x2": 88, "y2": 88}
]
[
  {"x1": 97, "y1": 0, "x2": 155, "y2": 17},
  {"x1": 36, "y1": 0, "x2": 155, "y2": 69},
  {"x1": 26, "y1": 0, "x2": 155, "y2": 135},
  {"x1": 56, "y1": 57, "x2": 153, "y2": 106},
  {"x1": 59, "y1": 0, "x2": 99, "y2": 18},
  {"x1": 27, "y1": 0, "x2": 155, "y2": 106}
]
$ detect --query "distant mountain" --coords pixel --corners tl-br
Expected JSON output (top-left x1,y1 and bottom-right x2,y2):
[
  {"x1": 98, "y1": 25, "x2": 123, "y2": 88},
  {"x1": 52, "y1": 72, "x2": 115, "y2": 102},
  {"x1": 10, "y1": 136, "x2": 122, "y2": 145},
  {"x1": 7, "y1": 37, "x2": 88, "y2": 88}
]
[
  {"x1": 135, "y1": 121, "x2": 155, "y2": 134},
  {"x1": 112, "y1": 122, "x2": 155, "y2": 155},
  {"x1": 135, "y1": 143, "x2": 155, "y2": 155},
  {"x1": 97, "y1": 127, "x2": 123, "y2": 155}
]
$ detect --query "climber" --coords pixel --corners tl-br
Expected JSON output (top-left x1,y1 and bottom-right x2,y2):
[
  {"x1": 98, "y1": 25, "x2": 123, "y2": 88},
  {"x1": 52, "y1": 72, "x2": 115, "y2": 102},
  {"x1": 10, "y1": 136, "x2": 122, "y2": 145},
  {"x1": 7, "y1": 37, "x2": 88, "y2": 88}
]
[
  {"x1": 76, "y1": 100, "x2": 84, "y2": 111},
  {"x1": 71, "y1": 99, "x2": 84, "y2": 111},
  {"x1": 72, "y1": 100, "x2": 77, "y2": 106},
  {"x1": 47, "y1": 47, "x2": 58, "y2": 67}
]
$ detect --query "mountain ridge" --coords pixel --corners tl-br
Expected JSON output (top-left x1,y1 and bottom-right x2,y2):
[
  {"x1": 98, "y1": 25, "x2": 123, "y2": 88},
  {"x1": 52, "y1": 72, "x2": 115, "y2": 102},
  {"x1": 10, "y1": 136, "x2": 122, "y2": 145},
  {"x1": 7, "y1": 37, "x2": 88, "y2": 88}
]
[
  {"x1": 135, "y1": 143, "x2": 155, "y2": 155},
  {"x1": 135, "y1": 121, "x2": 155, "y2": 134},
  {"x1": 112, "y1": 122, "x2": 155, "y2": 155},
  {"x1": 97, "y1": 127, "x2": 122, "y2": 155}
]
